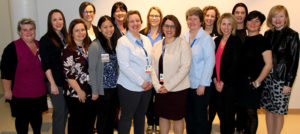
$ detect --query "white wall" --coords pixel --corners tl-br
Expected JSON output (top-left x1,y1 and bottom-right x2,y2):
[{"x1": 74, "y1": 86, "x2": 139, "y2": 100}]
[
  {"x1": 0, "y1": 0, "x2": 13, "y2": 57},
  {"x1": 1, "y1": 0, "x2": 300, "y2": 108}
]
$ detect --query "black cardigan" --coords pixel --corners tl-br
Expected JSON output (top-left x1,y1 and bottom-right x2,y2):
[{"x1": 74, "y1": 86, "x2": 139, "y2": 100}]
[{"x1": 39, "y1": 34, "x2": 65, "y2": 86}]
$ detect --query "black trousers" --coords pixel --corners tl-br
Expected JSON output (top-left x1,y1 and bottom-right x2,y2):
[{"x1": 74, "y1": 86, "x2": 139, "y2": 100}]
[
  {"x1": 117, "y1": 85, "x2": 152, "y2": 134},
  {"x1": 146, "y1": 88, "x2": 159, "y2": 126},
  {"x1": 92, "y1": 88, "x2": 118, "y2": 134},
  {"x1": 66, "y1": 97, "x2": 94, "y2": 134},
  {"x1": 185, "y1": 87, "x2": 212, "y2": 134},
  {"x1": 208, "y1": 88, "x2": 218, "y2": 134},
  {"x1": 215, "y1": 85, "x2": 238, "y2": 134},
  {"x1": 11, "y1": 95, "x2": 47, "y2": 134}
]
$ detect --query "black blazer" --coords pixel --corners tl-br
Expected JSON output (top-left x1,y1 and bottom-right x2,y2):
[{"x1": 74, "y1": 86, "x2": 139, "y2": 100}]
[
  {"x1": 213, "y1": 35, "x2": 242, "y2": 86},
  {"x1": 92, "y1": 25, "x2": 100, "y2": 40}
]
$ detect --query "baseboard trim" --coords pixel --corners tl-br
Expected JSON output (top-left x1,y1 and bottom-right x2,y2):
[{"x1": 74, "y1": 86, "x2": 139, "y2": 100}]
[{"x1": 258, "y1": 108, "x2": 300, "y2": 114}]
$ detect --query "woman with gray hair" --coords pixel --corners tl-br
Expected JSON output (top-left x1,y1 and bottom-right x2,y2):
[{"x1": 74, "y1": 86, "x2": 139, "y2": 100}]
[{"x1": 1, "y1": 18, "x2": 47, "y2": 134}]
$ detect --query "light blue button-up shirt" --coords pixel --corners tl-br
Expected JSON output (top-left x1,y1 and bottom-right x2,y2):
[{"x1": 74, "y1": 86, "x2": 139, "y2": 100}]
[
  {"x1": 116, "y1": 31, "x2": 152, "y2": 92},
  {"x1": 182, "y1": 27, "x2": 215, "y2": 89}
]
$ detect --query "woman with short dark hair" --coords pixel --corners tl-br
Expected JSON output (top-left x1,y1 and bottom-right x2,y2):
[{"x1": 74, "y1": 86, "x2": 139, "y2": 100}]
[{"x1": 239, "y1": 10, "x2": 272, "y2": 134}]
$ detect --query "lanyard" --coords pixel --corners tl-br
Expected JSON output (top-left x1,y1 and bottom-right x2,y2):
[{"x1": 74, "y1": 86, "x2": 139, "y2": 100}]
[
  {"x1": 135, "y1": 40, "x2": 149, "y2": 65},
  {"x1": 190, "y1": 38, "x2": 197, "y2": 48},
  {"x1": 77, "y1": 46, "x2": 88, "y2": 60},
  {"x1": 162, "y1": 39, "x2": 166, "y2": 59},
  {"x1": 115, "y1": 22, "x2": 124, "y2": 36},
  {"x1": 60, "y1": 32, "x2": 66, "y2": 46}
]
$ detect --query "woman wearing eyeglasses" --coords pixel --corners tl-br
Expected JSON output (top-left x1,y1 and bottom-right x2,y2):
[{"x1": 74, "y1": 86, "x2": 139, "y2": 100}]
[
  {"x1": 151, "y1": 15, "x2": 192, "y2": 134},
  {"x1": 140, "y1": 6, "x2": 163, "y2": 134},
  {"x1": 79, "y1": 1, "x2": 99, "y2": 41}
]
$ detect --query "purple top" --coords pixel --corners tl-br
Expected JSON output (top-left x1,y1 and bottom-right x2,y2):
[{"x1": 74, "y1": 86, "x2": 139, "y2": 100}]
[{"x1": 13, "y1": 38, "x2": 46, "y2": 98}]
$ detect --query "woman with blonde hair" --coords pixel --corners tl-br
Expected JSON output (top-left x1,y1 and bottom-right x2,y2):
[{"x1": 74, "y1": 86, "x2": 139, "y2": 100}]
[
  {"x1": 213, "y1": 13, "x2": 242, "y2": 134},
  {"x1": 261, "y1": 5, "x2": 299, "y2": 134}
]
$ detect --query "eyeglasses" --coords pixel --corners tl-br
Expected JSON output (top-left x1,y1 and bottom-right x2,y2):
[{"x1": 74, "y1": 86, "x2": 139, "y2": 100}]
[
  {"x1": 150, "y1": 15, "x2": 160, "y2": 18},
  {"x1": 83, "y1": 11, "x2": 94, "y2": 14},
  {"x1": 163, "y1": 24, "x2": 176, "y2": 29}
]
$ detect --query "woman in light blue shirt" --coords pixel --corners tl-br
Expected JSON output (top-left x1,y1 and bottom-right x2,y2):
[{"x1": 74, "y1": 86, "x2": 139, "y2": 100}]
[
  {"x1": 116, "y1": 10, "x2": 153, "y2": 134},
  {"x1": 181, "y1": 7, "x2": 215, "y2": 134}
]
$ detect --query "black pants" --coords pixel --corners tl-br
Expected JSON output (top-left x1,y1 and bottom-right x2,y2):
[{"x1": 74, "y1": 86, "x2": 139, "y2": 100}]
[
  {"x1": 215, "y1": 85, "x2": 237, "y2": 134},
  {"x1": 66, "y1": 97, "x2": 94, "y2": 134},
  {"x1": 186, "y1": 87, "x2": 212, "y2": 134},
  {"x1": 146, "y1": 88, "x2": 159, "y2": 126},
  {"x1": 92, "y1": 88, "x2": 118, "y2": 134},
  {"x1": 117, "y1": 85, "x2": 152, "y2": 134},
  {"x1": 208, "y1": 89, "x2": 218, "y2": 134}
]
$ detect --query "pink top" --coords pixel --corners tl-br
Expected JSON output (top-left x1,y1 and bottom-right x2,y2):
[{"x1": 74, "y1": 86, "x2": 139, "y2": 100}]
[
  {"x1": 215, "y1": 40, "x2": 227, "y2": 82},
  {"x1": 13, "y1": 38, "x2": 46, "y2": 98}
]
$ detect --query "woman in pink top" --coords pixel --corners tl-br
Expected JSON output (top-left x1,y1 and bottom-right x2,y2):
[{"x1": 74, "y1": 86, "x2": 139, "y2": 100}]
[
  {"x1": 213, "y1": 13, "x2": 242, "y2": 134},
  {"x1": 1, "y1": 18, "x2": 47, "y2": 134}
]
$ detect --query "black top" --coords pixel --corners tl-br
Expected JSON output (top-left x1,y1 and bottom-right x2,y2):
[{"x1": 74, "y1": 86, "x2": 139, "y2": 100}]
[
  {"x1": 240, "y1": 34, "x2": 271, "y2": 81},
  {"x1": 213, "y1": 35, "x2": 242, "y2": 85},
  {"x1": 1, "y1": 42, "x2": 17, "y2": 89},
  {"x1": 236, "y1": 29, "x2": 247, "y2": 44},
  {"x1": 39, "y1": 34, "x2": 65, "y2": 86},
  {"x1": 265, "y1": 27, "x2": 300, "y2": 86}
]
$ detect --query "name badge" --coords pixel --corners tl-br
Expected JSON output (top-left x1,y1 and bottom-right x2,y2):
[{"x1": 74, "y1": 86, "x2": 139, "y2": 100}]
[
  {"x1": 101, "y1": 54, "x2": 109, "y2": 62},
  {"x1": 145, "y1": 65, "x2": 152, "y2": 74},
  {"x1": 86, "y1": 75, "x2": 90, "y2": 81},
  {"x1": 160, "y1": 73, "x2": 164, "y2": 82}
]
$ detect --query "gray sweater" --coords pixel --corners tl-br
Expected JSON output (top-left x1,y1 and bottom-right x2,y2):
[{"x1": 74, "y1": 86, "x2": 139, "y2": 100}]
[{"x1": 88, "y1": 39, "x2": 106, "y2": 95}]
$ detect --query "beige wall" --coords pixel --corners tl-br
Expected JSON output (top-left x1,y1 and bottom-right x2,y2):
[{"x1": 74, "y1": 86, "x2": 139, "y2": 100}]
[{"x1": 0, "y1": 0, "x2": 12, "y2": 57}]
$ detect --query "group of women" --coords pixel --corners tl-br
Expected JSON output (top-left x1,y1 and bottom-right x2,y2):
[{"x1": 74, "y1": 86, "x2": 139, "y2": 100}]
[{"x1": 1, "y1": 1, "x2": 299, "y2": 134}]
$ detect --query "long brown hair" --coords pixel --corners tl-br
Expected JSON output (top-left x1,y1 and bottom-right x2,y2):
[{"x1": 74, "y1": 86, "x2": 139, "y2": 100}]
[
  {"x1": 67, "y1": 19, "x2": 91, "y2": 51},
  {"x1": 46, "y1": 9, "x2": 68, "y2": 47},
  {"x1": 143, "y1": 7, "x2": 163, "y2": 35}
]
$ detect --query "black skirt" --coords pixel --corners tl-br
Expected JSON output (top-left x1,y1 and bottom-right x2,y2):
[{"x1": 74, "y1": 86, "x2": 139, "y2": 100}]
[{"x1": 155, "y1": 89, "x2": 188, "y2": 120}]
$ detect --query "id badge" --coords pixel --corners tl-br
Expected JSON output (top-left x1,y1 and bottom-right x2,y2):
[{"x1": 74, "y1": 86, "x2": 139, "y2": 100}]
[
  {"x1": 86, "y1": 75, "x2": 90, "y2": 81},
  {"x1": 145, "y1": 65, "x2": 152, "y2": 74},
  {"x1": 160, "y1": 73, "x2": 164, "y2": 82},
  {"x1": 101, "y1": 54, "x2": 110, "y2": 62}
]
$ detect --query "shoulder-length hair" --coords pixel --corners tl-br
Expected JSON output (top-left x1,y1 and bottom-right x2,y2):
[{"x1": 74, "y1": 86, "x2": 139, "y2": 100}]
[
  {"x1": 67, "y1": 19, "x2": 91, "y2": 51},
  {"x1": 267, "y1": 5, "x2": 290, "y2": 30},
  {"x1": 203, "y1": 6, "x2": 220, "y2": 31},
  {"x1": 217, "y1": 13, "x2": 237, "y2": 36},
  {"x1": 97, "y1": 15, "x2": 118, "y2": 54},
  {"x1": 45, "y1": 9, "x2": 68, "y2": 47},
  {"x1": 143, "y1": 7, "x2": 163, "y2": 35},
  {"x1": 161, "y1": 15, "x2": 181, "y2": 37},
  {"x1": 111, "y1": 1, "x2": 128, "y2": 23}
]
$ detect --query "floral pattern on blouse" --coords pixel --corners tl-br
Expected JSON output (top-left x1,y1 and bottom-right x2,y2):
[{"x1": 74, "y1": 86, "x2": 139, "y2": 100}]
[
  {"x1": 103, "y1": 53, "x2": 119, "y2": 88},
  {"x1": 62, "y1": 46, "x2": 91, "y2": 98}
]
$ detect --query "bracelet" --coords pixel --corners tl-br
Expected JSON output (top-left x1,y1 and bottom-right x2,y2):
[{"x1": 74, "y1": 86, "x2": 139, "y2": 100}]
[{"x1": 255, "y1": 81, "x2": 260, "y2": 87}]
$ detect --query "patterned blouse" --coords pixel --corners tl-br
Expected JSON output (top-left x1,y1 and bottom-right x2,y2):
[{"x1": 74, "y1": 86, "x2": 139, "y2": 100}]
[
  {"x1": 103, "y1": 52, "x2": 119, "y2": 88},
  {"x1": 62, "y1": 46, "x2": 91, "y2": 98}
]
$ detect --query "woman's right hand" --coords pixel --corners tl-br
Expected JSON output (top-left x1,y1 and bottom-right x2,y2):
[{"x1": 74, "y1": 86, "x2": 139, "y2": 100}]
[
  {"x1": 50, "y1": 83, "x2": 59, "y2": 95},
  {"x1": 4, "y1": 90, "x2": 12, "y2": 100},
  {"x1": 77, "y1": 90, "x2": 86, "y2": 103},
  {"x1": 213, "y1": 78, "x2": 224, "y2": 93}
]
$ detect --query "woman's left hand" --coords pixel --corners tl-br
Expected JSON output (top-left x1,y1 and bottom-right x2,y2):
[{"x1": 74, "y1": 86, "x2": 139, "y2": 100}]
[{"x1": 282, "y1": 86, "x2": 291, "y2": 94}]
